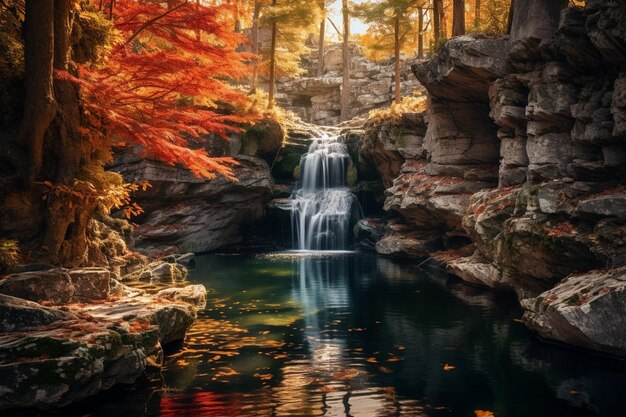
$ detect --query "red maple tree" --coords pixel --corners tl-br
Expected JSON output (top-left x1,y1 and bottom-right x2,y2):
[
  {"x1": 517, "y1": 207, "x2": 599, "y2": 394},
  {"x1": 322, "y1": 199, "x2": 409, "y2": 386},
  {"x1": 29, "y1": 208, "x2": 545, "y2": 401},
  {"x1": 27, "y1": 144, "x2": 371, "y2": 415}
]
[{"x1": 69, "y1": 0, "x2": 256, "y2": 179}]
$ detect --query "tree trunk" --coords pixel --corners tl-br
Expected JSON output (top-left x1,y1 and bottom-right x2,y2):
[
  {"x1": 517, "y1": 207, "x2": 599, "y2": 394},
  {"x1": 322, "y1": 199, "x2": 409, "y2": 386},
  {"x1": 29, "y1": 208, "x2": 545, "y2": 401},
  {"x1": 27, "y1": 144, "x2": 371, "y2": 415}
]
[
  {"x1": 20, "y1": 0, "x2": 58, "y2": 185},
  {"x1": 42, "y1": 0, "x2": 91, "y2": 266},
  {"x1": 340, "y1": 0, "x2": 350, "y2": 121},
  {"x1": 439, "y1": 0, "x2": 447, "y2": 38},
  {"x1": 507, "y1": 0, "x2": 515, "y2": 34},
  {"x1": 418, "y1": 7, "x2": 424, "y2": 59},
  {"x1": 250, "y1": 0, "x2": 260, "y2": 93},
  {"x1": 317, "y1": 17, "x2": 325, "y2": 77},
  {"x1": 474, "y1": 0, "x2": 480, "y2": 30},
  {"x1": 394, "y1": 14, "x2": 401, "y2": 105},
  {"x1": 453, "y1": 0, "x2": 465, "y2": 36},
  {"x1": 433, "y1": 0, "x2": 441, "y2": 43},
  {"x1": 267, "y1": 0, "x2": 277, "y2": 109}
]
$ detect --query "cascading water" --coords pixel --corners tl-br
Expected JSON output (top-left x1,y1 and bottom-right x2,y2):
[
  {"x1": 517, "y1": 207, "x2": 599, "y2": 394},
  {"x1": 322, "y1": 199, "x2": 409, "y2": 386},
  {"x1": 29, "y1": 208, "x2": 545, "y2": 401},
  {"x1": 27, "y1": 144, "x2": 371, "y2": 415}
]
[{"x1": 291, "y1": 134, "x2": 354, "y2": 251}]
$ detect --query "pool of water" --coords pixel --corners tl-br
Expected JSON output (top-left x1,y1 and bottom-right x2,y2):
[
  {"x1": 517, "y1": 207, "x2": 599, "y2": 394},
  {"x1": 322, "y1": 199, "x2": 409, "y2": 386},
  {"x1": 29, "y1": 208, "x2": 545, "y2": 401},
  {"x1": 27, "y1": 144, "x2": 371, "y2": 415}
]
[{"x1": 37, "y1": 252, "x2": 626, "y2": 417}]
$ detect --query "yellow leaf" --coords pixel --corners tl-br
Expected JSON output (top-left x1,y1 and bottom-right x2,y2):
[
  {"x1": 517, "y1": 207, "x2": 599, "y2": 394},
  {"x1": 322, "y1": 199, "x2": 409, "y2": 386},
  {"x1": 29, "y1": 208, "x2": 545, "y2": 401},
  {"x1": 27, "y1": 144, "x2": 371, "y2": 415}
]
[
  {"x1": 443, "y1": 363, "x2": 456, "y2": 371},
  {"x1": 366, "y1": 357, "x2": 378, "y2": 364},
  {"x1": 474, "y1": 410, "x2": 495, "y2": 417}
]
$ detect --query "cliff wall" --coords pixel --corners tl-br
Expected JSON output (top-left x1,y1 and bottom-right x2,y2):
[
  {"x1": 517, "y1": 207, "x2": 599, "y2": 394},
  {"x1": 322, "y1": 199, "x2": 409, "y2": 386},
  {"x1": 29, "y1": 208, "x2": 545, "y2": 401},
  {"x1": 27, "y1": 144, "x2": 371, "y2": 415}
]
[{"x1": 355, "y1": 0, "x2": 626, "y2": 358}]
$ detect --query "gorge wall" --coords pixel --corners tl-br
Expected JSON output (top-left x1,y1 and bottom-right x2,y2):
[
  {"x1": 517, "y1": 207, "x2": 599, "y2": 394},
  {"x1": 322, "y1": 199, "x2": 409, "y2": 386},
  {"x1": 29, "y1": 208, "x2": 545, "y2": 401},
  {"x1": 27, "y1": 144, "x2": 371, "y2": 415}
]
[{"x1": 353, "y1": 0, "x2": 626, "y2": 359}]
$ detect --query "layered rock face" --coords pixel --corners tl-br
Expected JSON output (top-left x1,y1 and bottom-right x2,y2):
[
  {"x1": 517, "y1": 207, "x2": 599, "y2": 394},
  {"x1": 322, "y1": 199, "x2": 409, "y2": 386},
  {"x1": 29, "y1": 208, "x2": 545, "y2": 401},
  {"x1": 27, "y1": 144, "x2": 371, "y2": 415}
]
[
  {"x1": 276, "y1": 43, "x2": 424, "y2": 125},
  {"x1": 357, "y1": 0, "x2": 626, "y2": 358}
]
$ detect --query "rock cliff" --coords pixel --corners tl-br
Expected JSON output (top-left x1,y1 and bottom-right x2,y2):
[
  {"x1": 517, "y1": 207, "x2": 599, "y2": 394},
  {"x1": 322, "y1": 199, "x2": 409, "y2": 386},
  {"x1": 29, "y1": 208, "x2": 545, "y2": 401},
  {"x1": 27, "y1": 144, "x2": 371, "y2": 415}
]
[
  {"x1": 276, "y1": 43, "x2": 424, "y2": 125},
  {"x1": 354, "y1": 0, "x2": 626, "y2": 358}
]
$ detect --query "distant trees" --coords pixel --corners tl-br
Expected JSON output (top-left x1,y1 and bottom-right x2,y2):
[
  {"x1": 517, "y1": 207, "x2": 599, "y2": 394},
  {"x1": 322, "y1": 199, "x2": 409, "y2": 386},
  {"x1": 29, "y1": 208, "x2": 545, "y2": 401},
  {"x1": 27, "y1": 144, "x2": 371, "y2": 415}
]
[
  {"x1": 355, "y1": 0, "x2": 513, "y2": 60},
  {"x1": 341, "y1": 0, "x2": 351, "y2": 120},
  {"x1": 355, "y1": 0, "x2": 426, "y2": 103},
  {"x1": 253, "y1": 0, "x2": 320, "y2": 108}
]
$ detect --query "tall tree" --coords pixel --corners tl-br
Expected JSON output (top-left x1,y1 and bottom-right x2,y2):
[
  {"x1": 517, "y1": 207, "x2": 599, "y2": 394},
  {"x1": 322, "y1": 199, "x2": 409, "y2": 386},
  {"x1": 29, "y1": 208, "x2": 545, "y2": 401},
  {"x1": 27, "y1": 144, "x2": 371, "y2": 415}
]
[
  {"x1": 474, "y1": 0, "x2": 481, "y2": 29},
  {"x1": 453, "y1": 0, "x2": 465, "y2": 36},
  {"x1": 341, "y1": 0, "x2": 350, "y2": 121},
  {"x1": 261, "y1": 0, "x2": 320, "y2": 108},
  {"x1": 267, "y1": 0, "x2": 278, "y2": 109},
  {"x1": 418, "y1": 6, "x2": 425, "y2": 59},
  {"x1": 317, "y1": 1, "x2": 333, "y2": 76},
  {"x1": 433, "y1": 0, "x2": 443, "y2": 42},
  {"x1": 8, "y1": 0, "x2": 256, "y2": 265}
]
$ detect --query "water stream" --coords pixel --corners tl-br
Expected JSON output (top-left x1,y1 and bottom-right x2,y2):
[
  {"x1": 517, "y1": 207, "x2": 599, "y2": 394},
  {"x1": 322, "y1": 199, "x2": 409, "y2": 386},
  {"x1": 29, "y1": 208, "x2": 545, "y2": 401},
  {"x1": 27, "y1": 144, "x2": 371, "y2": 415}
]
[
  {"x1": 42, "y1": 253, "x2": 626, "y2": 417},
  {"x1": 291, "y1": 134, "x2": 354, "y2": 251}
]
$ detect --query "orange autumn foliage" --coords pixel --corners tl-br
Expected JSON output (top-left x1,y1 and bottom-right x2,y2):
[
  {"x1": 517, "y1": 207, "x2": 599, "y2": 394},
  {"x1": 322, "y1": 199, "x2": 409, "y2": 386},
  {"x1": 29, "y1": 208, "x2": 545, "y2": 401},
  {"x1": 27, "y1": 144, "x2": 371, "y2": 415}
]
[{"x1": 71, "y1": 0, "x2": 257, "y2": 180}]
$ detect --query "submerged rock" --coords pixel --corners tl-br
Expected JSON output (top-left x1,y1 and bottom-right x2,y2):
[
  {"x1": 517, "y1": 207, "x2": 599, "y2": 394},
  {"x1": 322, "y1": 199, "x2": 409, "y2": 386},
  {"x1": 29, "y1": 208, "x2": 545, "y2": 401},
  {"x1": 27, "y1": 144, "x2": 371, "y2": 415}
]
[{"x1": 522, "y1": 267, "x2": 626, "y2": 358}]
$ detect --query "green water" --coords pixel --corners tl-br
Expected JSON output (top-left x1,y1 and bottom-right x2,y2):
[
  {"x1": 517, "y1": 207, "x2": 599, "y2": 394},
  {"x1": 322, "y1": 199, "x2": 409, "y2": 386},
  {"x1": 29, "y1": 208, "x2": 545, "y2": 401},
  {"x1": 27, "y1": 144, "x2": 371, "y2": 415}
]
[{"x1": 36, "y1": 252, "x2": 626, "y2": 417}]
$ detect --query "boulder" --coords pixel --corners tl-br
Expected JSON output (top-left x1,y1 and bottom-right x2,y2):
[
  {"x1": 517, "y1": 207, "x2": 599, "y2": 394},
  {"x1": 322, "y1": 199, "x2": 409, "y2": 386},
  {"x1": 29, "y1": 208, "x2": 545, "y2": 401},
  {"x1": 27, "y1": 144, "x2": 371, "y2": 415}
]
[
  {"x1": 522, "y1": 267, "x2": 626, "y2": 358},
  {"x1": 156, "y1": 284, "x2": 207, "y2": 310}
]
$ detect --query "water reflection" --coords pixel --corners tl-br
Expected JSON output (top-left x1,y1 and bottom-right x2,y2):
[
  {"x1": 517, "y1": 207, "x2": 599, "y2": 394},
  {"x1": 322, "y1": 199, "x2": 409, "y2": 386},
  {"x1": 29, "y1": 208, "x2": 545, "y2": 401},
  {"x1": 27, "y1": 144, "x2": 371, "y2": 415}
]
[{"x1": 23, "y1": 253, "x2": 626, "y2": 417}]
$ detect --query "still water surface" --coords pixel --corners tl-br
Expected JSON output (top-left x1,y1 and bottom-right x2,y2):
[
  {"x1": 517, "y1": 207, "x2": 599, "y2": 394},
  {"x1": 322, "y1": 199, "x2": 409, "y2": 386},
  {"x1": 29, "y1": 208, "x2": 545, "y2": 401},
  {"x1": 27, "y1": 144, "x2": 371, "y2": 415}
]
[{"x1": 36, "y1": 252, "x2": 626, "y2": 416}]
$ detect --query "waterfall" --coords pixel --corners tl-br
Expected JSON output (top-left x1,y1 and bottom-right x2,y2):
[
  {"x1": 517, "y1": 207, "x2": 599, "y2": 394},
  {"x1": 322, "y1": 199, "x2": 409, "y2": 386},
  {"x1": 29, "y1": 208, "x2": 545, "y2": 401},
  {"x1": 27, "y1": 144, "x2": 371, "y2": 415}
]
[{"x1": 291, "y1": 134, "x2": 354, "y2": 251}]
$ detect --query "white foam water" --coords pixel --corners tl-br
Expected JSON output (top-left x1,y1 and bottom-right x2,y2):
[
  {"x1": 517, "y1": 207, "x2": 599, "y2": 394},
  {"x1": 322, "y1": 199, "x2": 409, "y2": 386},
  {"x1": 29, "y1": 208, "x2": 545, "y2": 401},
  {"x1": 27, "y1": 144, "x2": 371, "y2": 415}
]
[{"x1": 291, "y1": 134, "x2": 354, "y2": 251}]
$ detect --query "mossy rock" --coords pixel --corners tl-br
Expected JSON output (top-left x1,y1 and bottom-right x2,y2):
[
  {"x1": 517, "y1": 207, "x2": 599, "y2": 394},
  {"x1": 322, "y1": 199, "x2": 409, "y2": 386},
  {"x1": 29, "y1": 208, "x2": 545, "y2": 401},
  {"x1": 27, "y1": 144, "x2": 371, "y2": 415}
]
[
  {"x1": 273, "y1": 152, "x2": 302, "y2": 181},
  {"x1": 242, "y1": 118, "x2": 285, "y2": 158}
]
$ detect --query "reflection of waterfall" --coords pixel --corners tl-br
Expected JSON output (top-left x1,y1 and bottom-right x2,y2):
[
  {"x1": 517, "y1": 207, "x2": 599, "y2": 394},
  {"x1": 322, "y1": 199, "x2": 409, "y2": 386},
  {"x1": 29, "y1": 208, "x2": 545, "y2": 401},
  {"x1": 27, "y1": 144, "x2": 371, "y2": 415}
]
[
  {"x1": 291, "y1": 257, "x2": 352, "y2": 369},
  {"x1": 291, "y1": 135, "x2": 354, "y2": 250}
]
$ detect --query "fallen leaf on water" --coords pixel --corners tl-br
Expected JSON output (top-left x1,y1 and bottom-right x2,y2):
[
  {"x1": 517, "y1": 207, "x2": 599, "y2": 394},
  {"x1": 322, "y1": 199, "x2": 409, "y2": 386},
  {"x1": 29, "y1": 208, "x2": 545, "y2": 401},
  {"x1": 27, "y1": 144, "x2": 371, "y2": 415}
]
[
  {"x1": 253, "y1": 373, "x2": 273, "y2": 381},
  {"x1": 274, "y1": 353, "x2": 287, "y2": 359},
  {"x1": 431, "y1": 406, "x2": 449, "y2": 411},
  {"x1": 378, "y1": 366, "x2": 393, "y2": 374},
  {"x1": 366, "y1": 357, "x2": 379, "y2": 364},
  {"x1": 331, "y1": 368, "x2": 360, "y2": 380},
  {"x1": 568, "y1": 390, "x2": 580, "y2": 395},
  {"x1": 443, "y1": 363, "x2": 456, "y2": 371},
  {"x1": 513, "y1": 318, "x2": 524, "y2": 323},
  {"x1": 210, "y1": 355, "x2": 221, "y2": 361},
  {"x1": 259, "y1": 330, "x2": 270, "y2": 335},
  {"x1": 395, "y1": 345, "x2": 406, "y2": 350},
  {"x1": 474, "y1": 410, "x2": 494, "y2": 417},
  {"x1": 387, "y1": 356, "x2": 403, "y2": 363}
]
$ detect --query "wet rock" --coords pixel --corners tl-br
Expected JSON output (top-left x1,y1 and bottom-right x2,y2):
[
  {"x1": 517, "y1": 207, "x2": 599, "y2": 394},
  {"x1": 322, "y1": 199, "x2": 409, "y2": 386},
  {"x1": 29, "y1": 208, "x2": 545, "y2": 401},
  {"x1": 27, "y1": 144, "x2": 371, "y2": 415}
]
[
  {"x1": 376, "y1": 223, "x2": 442, "y2": 258},
  {"x1": 156, "y1": 284, "x2": 207, "y2": 310},
  {"x1": 355, "y1": 217, "x2": 387, "y2": 250},
  {"x1": 136, "y1": 262, "x2": 188, "y2": 283},
  {"x1": 445, "y1": 252, "x2": 508, "y2": 290},
  {"x1": 522, "y1": 267, "x2": 626, "y2": 358}
]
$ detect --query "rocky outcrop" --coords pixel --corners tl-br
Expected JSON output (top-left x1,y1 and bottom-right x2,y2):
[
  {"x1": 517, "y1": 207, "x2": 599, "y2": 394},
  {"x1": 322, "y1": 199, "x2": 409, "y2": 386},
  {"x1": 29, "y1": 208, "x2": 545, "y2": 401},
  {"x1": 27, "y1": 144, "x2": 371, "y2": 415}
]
[
  {"x1": 112, "y1": 154, "x2": 272, "y2": 255},
  {"x1": 355, "y1": 0, "x2": 626, "y2": 356},
  {"x1": 277, "y1": 43, "x2": 424, "y2": 125},
  {"x1": 0, "y1": 267, "x2": 205, "y2": 411},
  {"x1": 522, "y1": 267, "x2": 626, "y2": 358}
]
